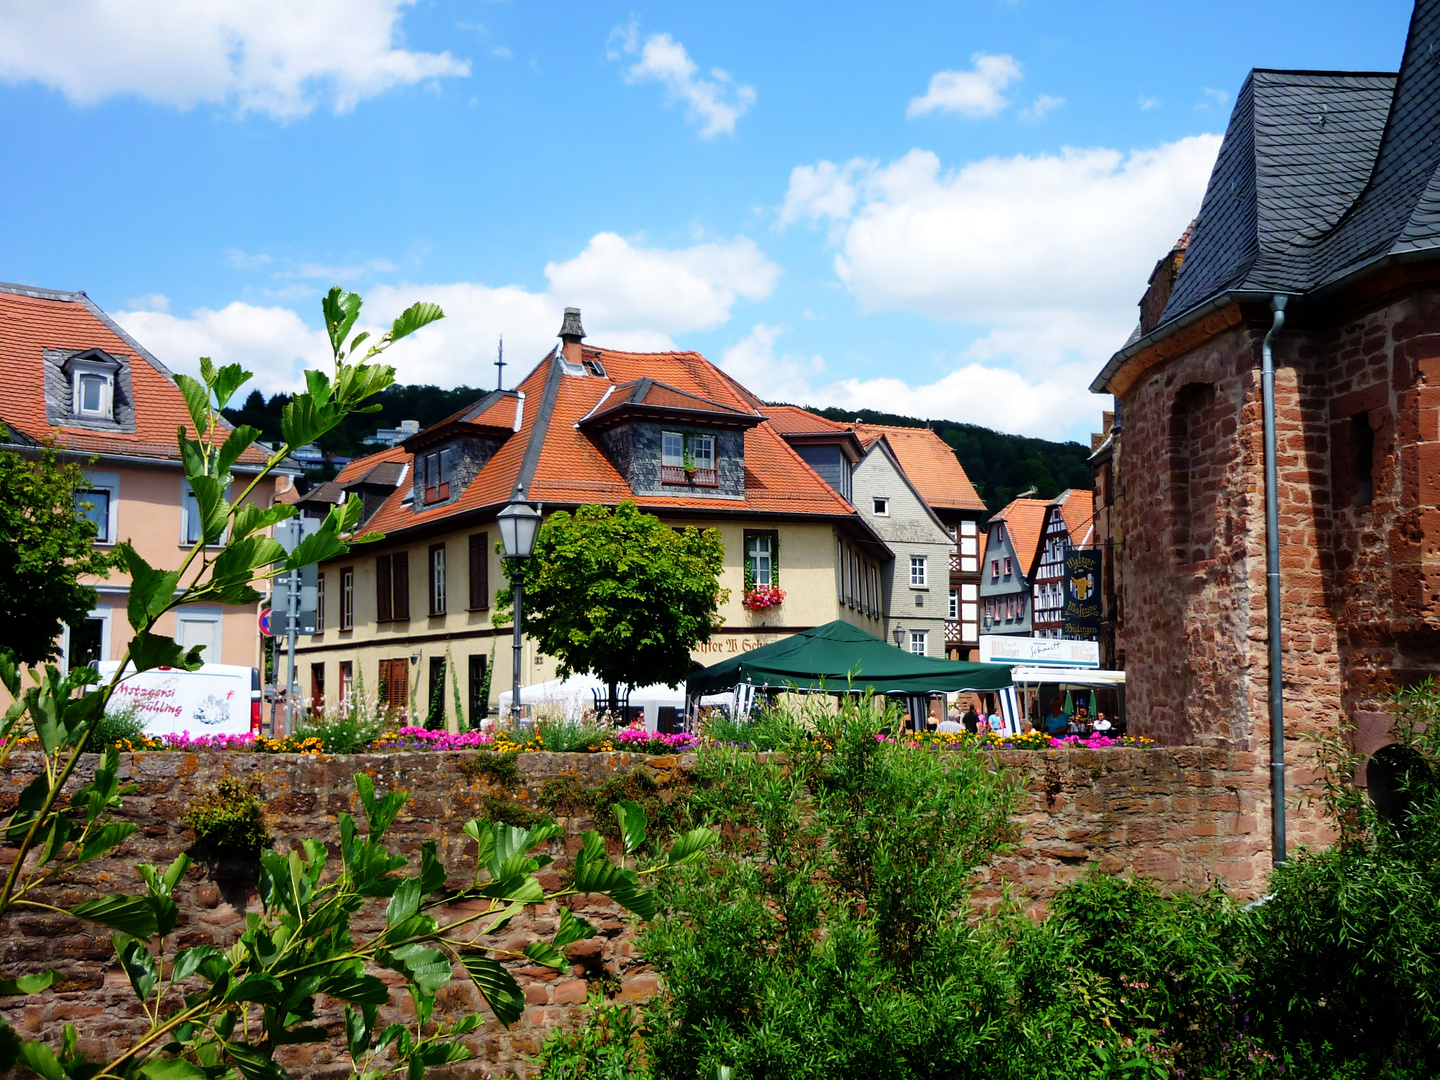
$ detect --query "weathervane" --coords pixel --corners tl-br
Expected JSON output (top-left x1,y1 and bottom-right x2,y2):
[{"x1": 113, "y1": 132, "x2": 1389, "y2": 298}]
[{"x1": 495, "y1": 335, "x2": 506, "y2": 391}]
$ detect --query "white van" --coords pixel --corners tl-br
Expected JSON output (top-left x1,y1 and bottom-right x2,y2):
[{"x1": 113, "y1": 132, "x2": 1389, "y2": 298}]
[{"x1": 96, "y1": 662, "x2": 262, "y2": 738}]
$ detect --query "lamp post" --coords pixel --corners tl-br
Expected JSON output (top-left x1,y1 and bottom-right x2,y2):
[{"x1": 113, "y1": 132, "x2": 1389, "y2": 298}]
[
  {"x1": 497, "y1": 486, "x2": 542, "y2": 725},
  {"x1": 892, "y1": 623, "x2": 906, "y2": 650}
]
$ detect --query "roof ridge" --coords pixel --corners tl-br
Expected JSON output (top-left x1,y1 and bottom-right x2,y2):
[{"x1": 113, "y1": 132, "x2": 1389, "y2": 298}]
[{"x1": 0, "y1": 281, "x2": 88, "y2": 302}]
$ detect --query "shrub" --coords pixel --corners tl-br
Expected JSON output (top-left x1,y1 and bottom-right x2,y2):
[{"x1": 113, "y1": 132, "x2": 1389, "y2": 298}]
[
  {"x1": 534, "y1": 993, "x2": 648, "y2": 1079},
  {"x1": 460, "y1": 749, "x2": 521, "y2": 784},
  {"x1": 82, "y1": 704, "x2": 148, "y2": 753},
  {"x1": 536, "y1": 714, "x2": 617, "y2": 753},
  {"x1": 290, "y1": 695, "x2": 392, "y2": 753},
  {"x1": 182, "y1": 776, "x2": 270, "y2": 858},
  {"x1": 540, "y1": 766, "x2": 690, "y2": 849}
]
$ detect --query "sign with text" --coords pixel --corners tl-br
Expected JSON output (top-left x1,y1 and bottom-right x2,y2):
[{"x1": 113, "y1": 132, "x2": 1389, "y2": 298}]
[
  {"x1": 979, "y1": 634, "x2": 1099, "y2": 668},
  {"x1": 1062, "y1": 547, "x2": 1102, "y2": 642}
]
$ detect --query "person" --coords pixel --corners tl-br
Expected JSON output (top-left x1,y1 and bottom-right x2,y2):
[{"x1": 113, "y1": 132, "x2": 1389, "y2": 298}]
[
  {"x1": 937, "y1": 707, "x2": 963, "y2": 734},
  {"x1": 987, "y1": 706, "x2": 1004, "y2": 734},
  {"x1": 1093, "y1": 711, "x2": 1113, "y2": 733},
  {"x1": 962, "y1": 704, "x2": 980, "y2": 734},
  {"x1": 1044, "y1": 697, "x2": 1069, "y2": 736}
]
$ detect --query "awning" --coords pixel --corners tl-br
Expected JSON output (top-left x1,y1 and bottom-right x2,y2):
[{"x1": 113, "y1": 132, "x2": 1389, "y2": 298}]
[{"x1": 686, "y1": 620, "x2": 1013, "y2": 697}]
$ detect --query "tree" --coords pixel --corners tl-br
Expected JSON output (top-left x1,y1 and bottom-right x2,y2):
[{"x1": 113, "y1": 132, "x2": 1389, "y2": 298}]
[
  {"x1": 0, "y1": 432, "x2": 116, "y2": 665},
  {"x1": 501, "y1": 501, "x2": 727, "y2": 715}
]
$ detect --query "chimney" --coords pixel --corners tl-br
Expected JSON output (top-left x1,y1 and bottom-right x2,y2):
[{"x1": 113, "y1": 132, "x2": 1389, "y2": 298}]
[{"x1": 558, "y1": 307, "x2": 586, "y2": 366}]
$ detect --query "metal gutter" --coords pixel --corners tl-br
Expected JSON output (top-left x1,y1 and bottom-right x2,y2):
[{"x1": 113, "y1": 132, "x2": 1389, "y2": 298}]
[
  {"x1": 1261, "y1": 295, "x2": 1290, "y2": 865},
  {"x1": 0, "y1": 441, "x2": 301, "y2": 475}
]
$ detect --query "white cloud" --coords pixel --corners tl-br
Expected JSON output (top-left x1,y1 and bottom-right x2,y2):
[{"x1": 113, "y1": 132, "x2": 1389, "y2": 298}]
[
  {"x1": 719, "y1": 324, "x2": 825, "y2": 404},
  {"x1": 0, "y1": 0, "x2": 470, "y2": 120},
  {"x1": 609, "y1": 25, "x2": 755, "y2": 137},
  {"x1": 1138, "y1": 95, "x2": 1161, "y2": 111},
  {"x1": 907, "y1": 53, "x2": 1022, "y2": 119},
  {"x1": 118, "y1": 231, "x2": 781, "y2": 394},
  {"x1": 777, "y1": 158, "x2": 872, "y2": 230},
  {"x1": 115, "y1": 302, "x2": 331, "y2": 397},
  {"x1": 1019, "y1": 94, "x2": 1064, "y2": 123},
  {"x1": 125, "y1": 293, "x2": 170, "y2": 314},
  {"x1": 492, "y1": 46, "x2": 512, "y2": 59},
  {"x1": 287, "y1": 259, "x2": 398, "y2": 282},
  {"x1": 1196, "y1": 87, "x2": 1230, "y2": 112},
  {"x1": 783, "y1": 137, "x2": 1220, "y2": 368}
]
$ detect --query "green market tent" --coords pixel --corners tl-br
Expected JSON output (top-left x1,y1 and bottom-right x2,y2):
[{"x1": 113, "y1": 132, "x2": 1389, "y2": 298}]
[{"x1": 687, "y1": 620, "x2": 1014, "y2": 697}]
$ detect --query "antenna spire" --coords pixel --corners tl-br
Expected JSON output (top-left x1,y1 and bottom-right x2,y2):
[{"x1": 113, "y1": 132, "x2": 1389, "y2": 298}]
[{"x1": 495, "y1": 335, "x2": 507, "y2": 391}]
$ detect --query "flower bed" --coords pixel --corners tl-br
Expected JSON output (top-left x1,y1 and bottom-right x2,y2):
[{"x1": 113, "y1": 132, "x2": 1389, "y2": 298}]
[{"x1": 877, "y1": 730, "x2": 1156, "y2": 751}]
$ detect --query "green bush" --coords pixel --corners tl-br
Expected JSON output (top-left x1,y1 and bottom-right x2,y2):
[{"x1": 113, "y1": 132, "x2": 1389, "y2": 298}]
[
  {"x1": 291, "y1": 698, "x2": 390, "y2": 753},
  {"x1": 182, "y1": 776, "x2": 270, "y2": 858},
  {"x1": 534, "y1": 993, "x2": 648, "y2": 1079},
  {"x1": 536, "y1": 714, "x2": 618, "y2": 753},
  {"x1": 82, "y1": 704, "x2": 148, "y2": 753}
]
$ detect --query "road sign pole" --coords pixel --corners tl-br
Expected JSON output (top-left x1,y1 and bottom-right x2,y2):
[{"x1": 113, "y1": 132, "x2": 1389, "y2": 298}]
[{"x1": 286, "y1": 566, "x2": 299, "y2": 734}]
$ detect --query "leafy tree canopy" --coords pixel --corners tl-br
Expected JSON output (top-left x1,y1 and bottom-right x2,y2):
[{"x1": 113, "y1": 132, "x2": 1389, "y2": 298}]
[
  {"x1": 500, "y1": 502, "x2": 727, "y2": 711},
  {"x1": 804, "y1": 404, "x2": 1095, "y2": 509},
  {"x1": 0, "y1": 432, "x2": 115, "y2": 664}
]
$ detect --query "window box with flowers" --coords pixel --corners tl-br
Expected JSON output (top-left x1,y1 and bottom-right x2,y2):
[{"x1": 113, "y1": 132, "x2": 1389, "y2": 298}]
[{"x1": 743, "y1": 531, "x2": 783, "y2": 612}]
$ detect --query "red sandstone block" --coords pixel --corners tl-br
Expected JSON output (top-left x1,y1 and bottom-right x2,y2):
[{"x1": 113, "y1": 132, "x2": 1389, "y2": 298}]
[
  {"x1": 523, "y1": 983, "x2": 548, "y2": 1006},
  {"x1": 553, "y1": 979, "x2": 588, "y2": 1005},
  {"x1": 617, "y1": 975, "x2": 659, "y2": 1002}
]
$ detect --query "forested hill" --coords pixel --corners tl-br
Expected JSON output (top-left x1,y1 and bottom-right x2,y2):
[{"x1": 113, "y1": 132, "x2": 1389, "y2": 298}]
[
  {"x1": 225, "y1": 386, "x2": 1095, "y2": 510},
  {"x1": 806, "y1": 406, "x2": 1094, "y2": 509}
]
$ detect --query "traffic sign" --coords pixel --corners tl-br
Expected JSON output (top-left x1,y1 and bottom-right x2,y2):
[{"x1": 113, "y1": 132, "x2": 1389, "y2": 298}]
[{"x1": 259, "y1": 608, "x2": 273, "y2": 637}]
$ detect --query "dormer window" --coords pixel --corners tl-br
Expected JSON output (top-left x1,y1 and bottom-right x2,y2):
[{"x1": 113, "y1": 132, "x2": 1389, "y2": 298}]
[
  {"x1": 63, "y1": 351, "x2": 122, "y2": 421},
  {"x1": 661, "y1": 431, "x2": 716, "y2": 486},
  {"x1": 583, "y1": 358, "x2": 607, "y2": 378},
  {"x1": 421, "y1": 447, "x2": 454, "y2": 504}
]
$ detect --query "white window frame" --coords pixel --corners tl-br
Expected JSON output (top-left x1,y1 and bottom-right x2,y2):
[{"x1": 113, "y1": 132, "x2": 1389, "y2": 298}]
[
  {"x1": 908, "y1": 630, "x2": 928, "y2": 656},
  {"x1": 77, "y1": 469, "x2": 120, "y2": 545},
  {"x1": 431, "y1": 545, "x2": 447, "y2": 615},
  {"x1": 961, "y1": 520, "x2": 977, "y2": 537},
  {"x1": 70, "y1": 363, "x2": 115, "y2": 420},
  {"x1": 1004, "y1": 557, "x2": 1013, "y2": 578},
  {"x1": 340, "y1": 568, "x2": 354, "y2": 630},
  {"x1": 910, "y1": 555, "x2": 927, "y2": 588},
  {"x1": 949, "y1": 588, "x2": 959, "y2": 620},
  {"x1": 662, "y1": 431, "x2": 684, "y2": 468},
  {"x1": 315, "y1": 573, "x2": 325, "y2": 632},
  {"x1": 747, "y1": 533, "x2": 773, "y2": 588},
  {"x1": 60, "y1": 604, "x2": 113, "y2": 675},
  {"x1": 873, "y1": 497, "x2": 889, "y2": 516},
  {"x1": 691, "y1": 434, "x2": 715, "y2": 469},
  {"x1": 175, "y1": 606, "x2": 223, "y2": 663}
]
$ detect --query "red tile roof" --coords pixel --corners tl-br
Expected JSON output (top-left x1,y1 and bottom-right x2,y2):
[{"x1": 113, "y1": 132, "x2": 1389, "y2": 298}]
[
  {"x1": 1052, "y1": 488, "x2": 1096, "y2": 547},
  {"x1": 356, "y1": 345, "x2": 862, "y2": 539},
  {"x1": 0, "y1": 283, "x2": 267, "y2": 465},
  {"x1": 761, "y1": 404, "x2": 849, "y2": 435},
  {"x1": 991, "y1": 497, "x2": 1049, "y2": 578},
  {"x1": 849, "y1": 422, "x2": 986, "y2": 512}
]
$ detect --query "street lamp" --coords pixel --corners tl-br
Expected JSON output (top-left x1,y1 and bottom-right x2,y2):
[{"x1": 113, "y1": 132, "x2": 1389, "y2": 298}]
[
  {"x1": 892, "y1": 623, "x2": 906, "y2": 650},
  {"x1": 497, "y1": 486, "x2": 542, "y2": 724}
]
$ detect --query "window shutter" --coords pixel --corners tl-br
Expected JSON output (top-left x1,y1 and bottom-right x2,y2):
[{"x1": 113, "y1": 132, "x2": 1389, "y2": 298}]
[
  {"x1": 392, "y1": 552, "x2": 410, "y2": 620},
  {"x1": 428, "y1": 546, "x2": 438, "y2": 615},
  {"x1": 469, "y1": 532, "x2": 489, "y2": 610},
  {"x1": 376, "y1": 555, "x2": 392, "y2": 622},
  {"x1": 392, "y1": 660, "x2": 409, "y2": 710}
]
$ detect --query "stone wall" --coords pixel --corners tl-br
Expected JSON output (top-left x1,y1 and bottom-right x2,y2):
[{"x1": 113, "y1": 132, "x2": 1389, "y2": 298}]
[{"x1": 1, "y1": 746, "x2": 1275, "y2": 1077}]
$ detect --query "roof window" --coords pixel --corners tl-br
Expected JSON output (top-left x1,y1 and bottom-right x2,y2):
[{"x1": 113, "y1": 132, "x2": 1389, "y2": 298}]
[
  {"x1": 583, "y1": 358, "x2": 607, "y2": 378},
  {"x1": 63, "y1": 351, "x2": 122, "y2": 421}
]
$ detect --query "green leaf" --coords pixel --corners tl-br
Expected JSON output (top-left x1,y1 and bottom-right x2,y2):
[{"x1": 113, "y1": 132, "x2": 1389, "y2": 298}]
[
  {"x1": 386, "y1": 878, "x2": 421, "y2": 927},
  {"x1": 552, "y1": 909, "x2": 595, "y2": 950},
  {"x1": 4, "y1": 774, "x2": 48, "y2": 845},
  {"x1": 521, "y1": 942, "x2": 566, "y2": 970},
  {"x1": 70, "y1": 895, "x2": 158, "y2": 938},
  {"x1": 667, "y1": 826, "x2": 719, "y2": 867},
  {"x1": 0, "y1": 970, "x2": 56, "y2": 996},
  {"x1": 417, "y1": 840, "x2": 446, "y2": 895},
  {"x1": 185, "y1": 476, "x2": 229, "y2": 545},
  {"x1": 139, "y1": 1056, "x2": 208, "y2": 1080},
  {"x1": 388, "y1": 301, "x2": 444, "y2": 343},
  {"x1": 210, "y1": 363, "x2": 252, "y2": 411},
  {"x1": 129, "y1": 631, "x2": 204, "y2": 674},
  {"x1": 223, "y1": 1042, "x2": 290, "y2": 1080},
  {"x1": 460, "y1": 954, "x2": 525, "y2": 1026},
  {"x1": 173, "y1": 373, "x2": 212, "y2": 441},
  {"x1": 353, "y1": 773, "x2": 407, "y2": 840},
  {"x1": 224, "y1": 973, "x2": 284, "y2": 1006},
  {"x1": 323, "y1": 288, "x2": 364, "y2": 357},
  {"x1": 170, "y1": 946, "x2": 222, "y2": 984},
  {"x1": 16, "y1": 1038, "x2": 65, "y2": 1080},
  {"x1": 114, "y1": 935, "x2": 160, "y2": 1001},
  {"x1": 321, "y1": 973, "x2": 391, "y2": 1007},
  {"x1": 77, "y1": 822, "x2": 139, "y2": 864},
  {"x1": 383, "y1": 944, "x2": 451, "y2": 993},
  {"x1": 120, "y1": 544, "x2": 182, "y2": 633},
  {"x1": 344, "y1": 1005, "x2": 376, "y2": 1062},
  {"x1": 231, "y1": 502, "x2": 295, "y2": 542},
  {"x1": 614, "y1": 800, "x2": 646, "y2": 855}
]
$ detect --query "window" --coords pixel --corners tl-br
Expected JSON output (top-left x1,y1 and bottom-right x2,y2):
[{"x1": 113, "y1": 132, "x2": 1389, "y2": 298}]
[
  {"x1": 315, "y1": 574, "x2": 325, "y2": 632},
  {"x1": 422, "y1": 448, "x2": 454, "y2": 504},
  {"x1": 961, "y1": 520, "x2": 977, "y2": 536},
  {"x1": 75, "y1": 487, "x2": 112, "y2": 543},
  {"x1": 176, "y1": 608, "x2": 222, "y2": 662},
  {"x1": 340, "y1": 567, "x2": 354, "y2": 630},
  {"x1": 1348, "y1": 412, "x2": 1376, "y2": 508},
  {"x1": 68, "y1": 356, "x2": 117, "y2": 420},
  {"x1": 468, "y1": 654, "x2": 489, "y2": 722},
  {"x1": 909, "y1": 630, "x2": 928, "y2": 656},
  {"x1": 1006, "y1": 596, "x2": 1015, "y2": 621},
  {"x1": 181, "y1": 483, "x2": 205, "y2": 545},
  {"x1": 991, "y1": 559, "x2": 1000, "y2": 580},
  {"x1": 910, "y1": 555, "x2": 927, "y2": 587},
  {"x1": 745, "y1": 532, "x2": 775, "y2": 588},
  {"x1": 310, "y1": 664, "x2": 325, "y2": 716},
  {"x1": 873, "y1": 497, "x2": 889, "y2": 516},
  {"x1": 427, "y1": 656, "x2": 447, "y2": 727},
  {"x1": 691, "y1": 435, "x2": 715, "y2": 470},
  {"x1": 376, "y1": 552, "x2": 410, "y2": 622},
  {"x1": 949, "y1": 588, "x2": 959, "y2": 620},
  {"x1": 583, "y1": 358, "x2": 607, "y2": 378},
  {"x1": 339, "y1": 661, "x2": 354, "y2": 703},
  {"x1": 662, "y1": 431, "x2": 684, "y2": 467},
  {"x1": 377, "y1": 659, "x2": 409, "y2": 714},
  {"x1": 1003, "y1": 557, "x2": 1013, "y2": 578},
  {"x1": 429, "y1": 544, "x2": 447, "y2": 616},
  {"x1": 1017, "y1": 594, "x2": 1027, "y2": 617},
  {"x1": 469, "y1": 532, "x2": 490, "y2": 610},
  {"x1": 948, "y1": 525, "x2": 958, "y2": 541}
]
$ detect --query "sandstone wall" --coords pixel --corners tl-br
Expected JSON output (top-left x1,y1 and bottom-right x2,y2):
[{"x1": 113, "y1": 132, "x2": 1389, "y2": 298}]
[{"x1": 2, "y1": 747, "x2": 1275, "y2": 1077}]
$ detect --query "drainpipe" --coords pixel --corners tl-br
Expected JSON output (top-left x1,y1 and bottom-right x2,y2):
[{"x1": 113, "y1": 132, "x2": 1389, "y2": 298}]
[{"x1": 1261, "y1": 295, "x2": 1289, "y2": 864}]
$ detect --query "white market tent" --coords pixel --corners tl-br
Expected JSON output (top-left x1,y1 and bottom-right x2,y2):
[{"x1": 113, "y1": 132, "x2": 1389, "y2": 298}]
[
  {"x1": 499, "y1": 673, "x2": 709, "y2": 731},
  {"x1": 1007, "y1": 666, "x2": 1127, "y2": 728}
]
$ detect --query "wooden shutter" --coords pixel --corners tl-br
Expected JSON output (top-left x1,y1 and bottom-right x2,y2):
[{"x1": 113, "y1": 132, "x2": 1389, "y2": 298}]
[
  {"x1": 392, "y1": 552, "x2": 410, "y2": 620},
  {"x1": 391, "y1": 660, "x2": 408, "y2": 710},
  {"x1": 469, "y1": 532, "x2": 489, "y2": 610},
  {"x1": 376, "y1": 555, "x2": 392, "y2": 622}
]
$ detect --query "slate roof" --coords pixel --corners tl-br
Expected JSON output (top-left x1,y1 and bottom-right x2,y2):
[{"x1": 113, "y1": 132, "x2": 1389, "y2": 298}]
[
  {"x1": 0, "y1": 282, "x2": 271, "y2": 466},
  {"x1": 347, "y1": 345, "x2": 872, "y2": 542},
  {"x1": 1095, "y1": 0, "x2": 1440, "y2": 392}
]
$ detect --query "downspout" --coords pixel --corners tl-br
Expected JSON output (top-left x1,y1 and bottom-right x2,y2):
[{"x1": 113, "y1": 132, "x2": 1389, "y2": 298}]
[{"x1": 1261, "y1": 295, "x2": 1289, "y2": 864}]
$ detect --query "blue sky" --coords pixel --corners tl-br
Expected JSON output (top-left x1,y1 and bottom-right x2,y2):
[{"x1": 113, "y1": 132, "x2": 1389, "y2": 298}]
[{"x1": 0, "y1": 0, "x2": 1415, "y2": 442}]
